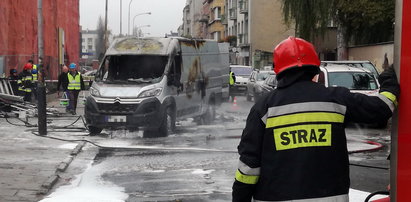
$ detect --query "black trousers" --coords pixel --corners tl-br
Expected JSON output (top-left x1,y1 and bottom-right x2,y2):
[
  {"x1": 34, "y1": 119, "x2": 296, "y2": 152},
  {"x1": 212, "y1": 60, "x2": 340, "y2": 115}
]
[
  {"x1": 23, "y1": 91, "x2": 31, "y2": 102},
  {"x1": 68, "y1": 90, "x2": 80, "y2": 112}
]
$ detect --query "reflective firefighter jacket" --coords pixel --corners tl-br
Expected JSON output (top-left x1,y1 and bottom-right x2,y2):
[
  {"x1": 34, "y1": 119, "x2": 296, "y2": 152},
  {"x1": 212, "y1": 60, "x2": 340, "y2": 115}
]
[
  {"x1": 17, "y1": 71, "x2": 33, "y2": 92},
  {"x1": 233, "y1": 79, "x2": 398, "y2": 201},
  {"x1": 32, "y1": 64, "x2": 38, "y2": 81}
]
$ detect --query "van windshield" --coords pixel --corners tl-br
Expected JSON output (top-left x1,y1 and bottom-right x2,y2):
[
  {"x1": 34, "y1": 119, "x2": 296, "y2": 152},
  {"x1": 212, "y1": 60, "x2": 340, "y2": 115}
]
[
  {"x1": 97, "y1": 55, "x2": 168, "y2": 84},
  {"x1": 328, "y1": 72, "x2": 378, "y2": 90}
]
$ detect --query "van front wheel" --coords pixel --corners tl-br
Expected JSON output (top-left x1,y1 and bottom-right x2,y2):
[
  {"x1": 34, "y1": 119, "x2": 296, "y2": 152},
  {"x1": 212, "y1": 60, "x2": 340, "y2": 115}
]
[{"x1": 143, "y1": 107, "x2": 175, "y2": 138}]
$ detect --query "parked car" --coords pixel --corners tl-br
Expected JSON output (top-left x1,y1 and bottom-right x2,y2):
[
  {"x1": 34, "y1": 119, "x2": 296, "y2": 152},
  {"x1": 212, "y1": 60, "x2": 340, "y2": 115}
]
[
  {"x1": 321, "y1": 60, "x2": 379, "y2": 79},
  {"x1": 253, "y1": 74, "x2": 277, "y2": 103},
  {"x1": 319, "y1": 64, "x2": 387, "y2": 128},
  {"x1": 229, "y1": 65, "x2": 253, "y2": 95},
  {"x1": 80, "y1": 66, "x2": 94, "y2": 74},
  {"x1": 246, "y1": 69, "x2": 275, "y2": 101},
  {"x1": 318, "y1": 64, "x2": 380, "y2": 96}
]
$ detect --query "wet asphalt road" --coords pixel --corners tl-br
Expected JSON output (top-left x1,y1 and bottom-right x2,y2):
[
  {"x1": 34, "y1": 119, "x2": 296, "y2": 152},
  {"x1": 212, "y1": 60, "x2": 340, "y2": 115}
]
[{"x1": 72, "y1": 96, "x2": 390, "y2": 201}]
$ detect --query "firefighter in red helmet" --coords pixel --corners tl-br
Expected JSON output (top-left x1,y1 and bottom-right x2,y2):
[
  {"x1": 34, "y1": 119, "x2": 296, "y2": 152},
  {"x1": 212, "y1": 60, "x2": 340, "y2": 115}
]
[
  {"x1": 18, "y1": 63, "x2": 34, "y2": 102},
  {"x1": 232, "y1": 37, "x2": 399, "y2": 201}
]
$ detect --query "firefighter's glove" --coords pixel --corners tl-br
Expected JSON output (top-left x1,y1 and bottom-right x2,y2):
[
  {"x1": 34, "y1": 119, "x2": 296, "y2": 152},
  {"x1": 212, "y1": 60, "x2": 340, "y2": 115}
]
[{"x1": 378, "y1": 67, "x2": 400, "y2": 98}]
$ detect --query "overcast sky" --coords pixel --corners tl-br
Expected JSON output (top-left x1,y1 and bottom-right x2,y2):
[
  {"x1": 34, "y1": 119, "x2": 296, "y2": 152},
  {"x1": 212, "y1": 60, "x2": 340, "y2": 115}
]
[{"x1": 80, "y1": 0, "x2": 187, "y2": 37}]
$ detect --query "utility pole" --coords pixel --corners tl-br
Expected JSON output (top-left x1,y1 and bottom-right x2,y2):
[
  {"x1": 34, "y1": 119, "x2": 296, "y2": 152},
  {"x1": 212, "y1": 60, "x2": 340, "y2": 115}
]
[
  {"x1": 37, "y1": 0, "x2": 47, "y2": 135},
  {"x1": 105, "y1": 0, "x2": 108, "y2": 50}
]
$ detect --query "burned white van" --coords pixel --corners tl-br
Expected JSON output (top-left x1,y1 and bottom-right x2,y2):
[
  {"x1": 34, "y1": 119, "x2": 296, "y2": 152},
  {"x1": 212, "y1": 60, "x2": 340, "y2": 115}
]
[{"x1": 84, "y1": 37, "x2": 229, "y2": 137}]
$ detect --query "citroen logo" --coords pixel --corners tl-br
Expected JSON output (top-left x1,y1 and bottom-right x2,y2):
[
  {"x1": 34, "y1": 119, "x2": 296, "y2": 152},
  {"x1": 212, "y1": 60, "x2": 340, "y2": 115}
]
[{"x1": 114, "y1": 97, "x2": 121, "y2": 103}]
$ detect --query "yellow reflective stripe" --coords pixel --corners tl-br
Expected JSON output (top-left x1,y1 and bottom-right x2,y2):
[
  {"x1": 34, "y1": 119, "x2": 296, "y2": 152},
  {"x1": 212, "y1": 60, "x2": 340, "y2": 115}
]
[
  {"x1": 380, "y1": 91, "x2": 398, "y2": 107},
  {"x1": 266, "y1": 112, "x2": 344, "y2": 128},
  {"x1": 235, "y1": 170, "x2": 259, "y2": 184},
  {"x1": 274, "y1": 124, "x2": 332, "y2": 151}
]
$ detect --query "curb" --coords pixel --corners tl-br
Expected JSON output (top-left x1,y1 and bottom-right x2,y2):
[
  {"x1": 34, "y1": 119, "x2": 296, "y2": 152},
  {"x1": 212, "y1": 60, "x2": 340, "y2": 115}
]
[{"x1": 38, "y1": 141, "x2": 87, "y2": 195}]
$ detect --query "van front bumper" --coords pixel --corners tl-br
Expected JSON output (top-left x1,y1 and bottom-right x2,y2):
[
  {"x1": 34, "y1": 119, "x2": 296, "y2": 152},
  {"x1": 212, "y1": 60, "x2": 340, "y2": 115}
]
[{"x1": 84, "y1": 96, "x2": 163, "y2": 130}]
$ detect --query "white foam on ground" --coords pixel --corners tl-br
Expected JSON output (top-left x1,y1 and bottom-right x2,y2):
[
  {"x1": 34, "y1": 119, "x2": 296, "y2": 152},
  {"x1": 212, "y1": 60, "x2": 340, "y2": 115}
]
[
  {"x1": 58, "y1": 143, "x2": 78, "y2": 150},
  {"x1": 39, "y1": 162, "x2": 128, "y2": 202},
  {"x1": 191, "y1": 169, "x2": 215, "y2": 175},
  {"x1": 349, "y1": 188, "x2": 388, "y2": 201}
]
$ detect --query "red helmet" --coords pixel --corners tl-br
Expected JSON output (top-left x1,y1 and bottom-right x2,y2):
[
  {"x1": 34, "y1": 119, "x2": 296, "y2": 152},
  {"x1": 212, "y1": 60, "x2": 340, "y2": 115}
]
[
  {"x1": 273, "y1": 37, "x2": 320, "y2": 75},
  {"x1": 23, "y1": 63, "x2": 33, "y2": 70}
]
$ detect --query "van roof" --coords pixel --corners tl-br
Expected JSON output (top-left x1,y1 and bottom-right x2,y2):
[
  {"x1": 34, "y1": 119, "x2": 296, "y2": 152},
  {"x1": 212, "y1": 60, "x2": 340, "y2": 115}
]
[
  {"x1": 106, "y1": 37, "x2": 175, "y2": 55},
  {"x1": 230, "y1": 65, "x2": 252, "y2": 68},
  {"x1": 322, "y1": 60, "x2": 373, "y2": 64},
  {"x1": 320, "y1": 64, "x2": 372, "y2": 73}
]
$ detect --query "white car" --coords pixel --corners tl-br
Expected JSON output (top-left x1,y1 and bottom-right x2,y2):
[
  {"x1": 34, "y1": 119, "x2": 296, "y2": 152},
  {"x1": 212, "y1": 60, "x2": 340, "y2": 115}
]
[
  {"x1": 318, "y1": 64, "x2": 380, "y2": 96},
  {"x1": 230, "y1": 65, "x2": 253, "y2": 95}
]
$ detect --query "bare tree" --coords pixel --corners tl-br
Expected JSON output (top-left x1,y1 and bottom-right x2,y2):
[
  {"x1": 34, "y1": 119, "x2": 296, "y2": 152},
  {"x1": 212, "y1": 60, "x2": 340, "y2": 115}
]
[{"x1": 95, "y1": 16, "x2": 106, "y2": 61}]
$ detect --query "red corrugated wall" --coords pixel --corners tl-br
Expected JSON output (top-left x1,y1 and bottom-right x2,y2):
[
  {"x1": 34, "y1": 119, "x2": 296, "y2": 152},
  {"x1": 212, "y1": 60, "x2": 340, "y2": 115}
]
[{"x1": 0, "y1": 0, "x2": 79, "y2": 80}]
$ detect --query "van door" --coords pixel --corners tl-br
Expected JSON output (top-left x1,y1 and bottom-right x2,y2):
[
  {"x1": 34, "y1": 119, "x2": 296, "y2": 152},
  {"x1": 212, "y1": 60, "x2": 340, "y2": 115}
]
[{"x1": 177, "y1": 40, "x2": 204, "y2": 118}]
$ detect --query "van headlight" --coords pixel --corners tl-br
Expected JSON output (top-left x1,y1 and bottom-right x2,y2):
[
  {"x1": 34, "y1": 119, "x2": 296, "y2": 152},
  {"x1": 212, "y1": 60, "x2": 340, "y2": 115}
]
[
  {"x1": 138, "y1": 88, "x2": 162, "y2": 98},
  {"x1": 90, "y1": 87, "x2": 101, "y2": 97}
]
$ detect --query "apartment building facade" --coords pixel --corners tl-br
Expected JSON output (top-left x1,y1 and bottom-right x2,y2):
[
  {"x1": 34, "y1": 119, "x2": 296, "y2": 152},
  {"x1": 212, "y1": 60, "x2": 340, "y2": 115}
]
[
  {"x1": 180, "y1": 0, "x2": 295, "y2": 68},
  {"x1": 181, "y1": 0, "x2": 203, "y2": 38},
  {"x1": 229, "y1": 0, "x2": 295, "y2": 68},
  {"x1": 81, "y1": 29, "x2": 98, "y2": 61}
]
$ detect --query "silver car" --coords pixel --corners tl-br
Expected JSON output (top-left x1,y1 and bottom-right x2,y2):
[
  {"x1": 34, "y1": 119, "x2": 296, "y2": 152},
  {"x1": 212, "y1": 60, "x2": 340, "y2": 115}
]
[{"x1": 246, "y1": 70, "x2": 275, "y2": 101}]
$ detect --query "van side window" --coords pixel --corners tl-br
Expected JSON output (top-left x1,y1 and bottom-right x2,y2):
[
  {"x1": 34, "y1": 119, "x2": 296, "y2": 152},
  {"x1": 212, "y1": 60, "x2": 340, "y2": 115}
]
[{"x1": 168, "y1": 55, "x2": 182, "y2": 86}]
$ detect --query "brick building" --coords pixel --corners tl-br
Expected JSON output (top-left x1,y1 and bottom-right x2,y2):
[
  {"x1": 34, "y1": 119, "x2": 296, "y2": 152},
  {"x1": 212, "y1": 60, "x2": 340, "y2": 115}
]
[{"x1": 0, "y1": 0, "x2": 80, "y2": 80}]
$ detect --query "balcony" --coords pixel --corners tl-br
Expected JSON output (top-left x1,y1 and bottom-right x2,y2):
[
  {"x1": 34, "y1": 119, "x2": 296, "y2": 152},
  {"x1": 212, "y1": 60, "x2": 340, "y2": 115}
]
[
  {"x1": 239, "y1": 0, "x2": 248, "y2": 13},
  {"x1": 199, "y1": 14, "x2": 209, "y2": 23},
  {"x1": 238, "y1": 33, "x2": 249, "y2": 47},
  {"x1": 229, "y1": 8, "x2": 237, "y2": 20}
]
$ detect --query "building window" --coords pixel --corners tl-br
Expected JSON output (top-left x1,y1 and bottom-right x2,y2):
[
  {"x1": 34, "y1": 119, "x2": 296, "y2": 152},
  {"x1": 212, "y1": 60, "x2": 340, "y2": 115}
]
[
  {"x1": 82, "y1": 38, "x2": 85, "y2": 43},
  {"x1": 82, "y1": 46, "x2": 85, "y2": 50},
  {"x1": 213, "y1": 31, "x2": 221, "y2": 41},
  {"x1": 88, "y1": 38, "x2": 93, "y2": 44},
  {"x1": 88, "y1": 45, "x2": 93, "y2": 50},
  {"x1": 214, "y1": 7, "x2": 222, "y2": 20}
]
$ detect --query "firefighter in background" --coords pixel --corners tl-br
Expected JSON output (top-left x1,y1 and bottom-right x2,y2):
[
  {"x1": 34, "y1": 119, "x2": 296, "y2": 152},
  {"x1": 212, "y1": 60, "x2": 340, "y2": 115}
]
[
  {"x1": 232, "y1": 37, "x2": 400, "y2": 201},
  {"x1": 229, "y1": 68, "x2": 236, "y2": 102},
  {"x1": 8, "y1": 68, "x2": 19, "y2": 95},
  {"x1": 28, "y1": 60, "x2": 38, "y2": 102},
  {"x1": 17, "y1": 63, "x2": 34, "y2": 102},
  {"x1": 67, "y1": 63, "x2": 85, "y2": 115}
]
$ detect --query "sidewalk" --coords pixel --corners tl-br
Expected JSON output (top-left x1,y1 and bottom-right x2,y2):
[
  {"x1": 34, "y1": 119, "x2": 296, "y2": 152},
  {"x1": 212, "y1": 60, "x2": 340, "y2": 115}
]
[{"x1": 0, "y1": 93, "x2": 85, "y2": 202}]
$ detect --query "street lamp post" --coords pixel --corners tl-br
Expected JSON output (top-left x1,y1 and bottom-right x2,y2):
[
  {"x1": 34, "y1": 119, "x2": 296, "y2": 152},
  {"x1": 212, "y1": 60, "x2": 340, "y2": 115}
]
[
  {"x1": 132, "y1": 12, "x2": 152, "y2": 35},
  {"x1": 120, "y1": 0, "x2": 122, "y2": 36},
  {"x1": 127, "y1": 0, "x2": 133, "y2": 35}
]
